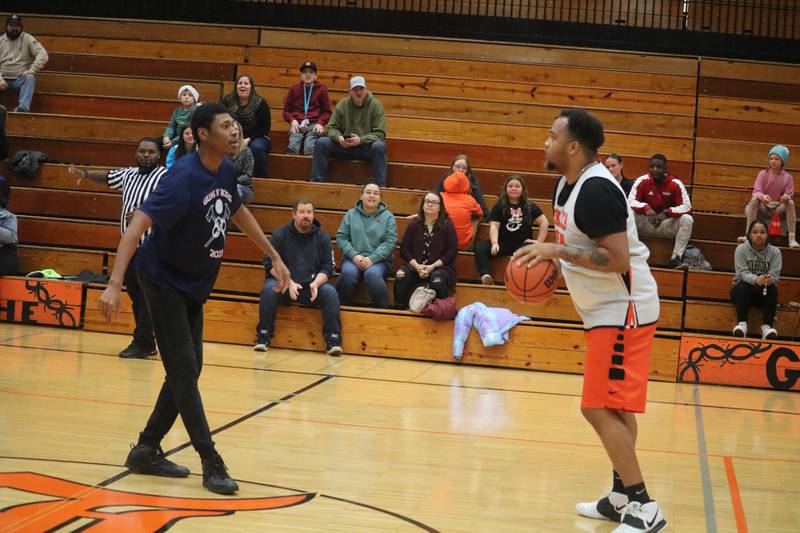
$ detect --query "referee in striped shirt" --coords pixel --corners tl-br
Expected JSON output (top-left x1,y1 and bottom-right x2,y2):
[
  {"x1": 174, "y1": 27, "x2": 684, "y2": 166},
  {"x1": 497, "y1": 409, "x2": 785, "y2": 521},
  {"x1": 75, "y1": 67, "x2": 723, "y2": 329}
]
[{"x1": 69, "y1": 138, "x2": 167, "y2": 358}]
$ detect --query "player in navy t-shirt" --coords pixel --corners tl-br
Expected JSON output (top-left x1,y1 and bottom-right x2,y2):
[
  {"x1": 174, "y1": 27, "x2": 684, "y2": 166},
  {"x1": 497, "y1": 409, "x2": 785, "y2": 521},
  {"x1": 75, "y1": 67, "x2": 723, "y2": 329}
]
[{"x1": 98, "y1": 103, "x2": 290, "y2": 495}]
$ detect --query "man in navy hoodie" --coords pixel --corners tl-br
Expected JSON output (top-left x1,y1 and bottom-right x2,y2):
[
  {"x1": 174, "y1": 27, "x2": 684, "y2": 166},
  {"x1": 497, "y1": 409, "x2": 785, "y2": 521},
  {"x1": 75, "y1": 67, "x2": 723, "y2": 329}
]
[{"x1": 255, "y1": 199, "x2": 342, "y2": 355}]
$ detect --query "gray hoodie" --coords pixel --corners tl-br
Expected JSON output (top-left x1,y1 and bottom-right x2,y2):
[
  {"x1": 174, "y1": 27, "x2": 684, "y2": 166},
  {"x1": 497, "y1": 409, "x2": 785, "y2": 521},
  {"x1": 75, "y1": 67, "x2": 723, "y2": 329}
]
[{"x1": 733, "y1": 241, "x2": 782, "y2": 285}]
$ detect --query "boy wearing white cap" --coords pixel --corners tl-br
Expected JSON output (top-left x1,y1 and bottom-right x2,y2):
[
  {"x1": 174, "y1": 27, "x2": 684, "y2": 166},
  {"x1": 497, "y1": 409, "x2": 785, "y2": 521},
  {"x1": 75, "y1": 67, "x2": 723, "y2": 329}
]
[
  {"x1": 162, "y1": 84, "x2": 200, "y2": 149},
  {"x1": 740, "y1": 144, "x2": 797, "y2": 248},
  {"x1": 310, "y1": 75, "x2": 388, "y2": 186}
]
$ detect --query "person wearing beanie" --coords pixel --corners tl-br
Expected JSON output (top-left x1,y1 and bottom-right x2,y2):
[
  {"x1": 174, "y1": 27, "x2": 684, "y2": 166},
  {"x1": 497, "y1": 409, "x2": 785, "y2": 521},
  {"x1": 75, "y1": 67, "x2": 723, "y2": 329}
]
[
  {"x1": 0, "y1": 174, "x2": 19, "y2": 275},
  {"x1": 162, "y1": 84, "x2": 200, "y2": 149},
  {"x1": 0, "y1": 14, "x2": 49, "y2": 112},
  {"x1": 441, "y1": 170, "x2": 484, "y2": 250},
  {"x1": 310, "y1": 75, "x2": 387, "y2": 185},
  {"x1": 739, "y1": 144, "x2": 797, "y2": 248},
  {"x1": 284, "y1": 61, "x2": 332, "y2": 155}
]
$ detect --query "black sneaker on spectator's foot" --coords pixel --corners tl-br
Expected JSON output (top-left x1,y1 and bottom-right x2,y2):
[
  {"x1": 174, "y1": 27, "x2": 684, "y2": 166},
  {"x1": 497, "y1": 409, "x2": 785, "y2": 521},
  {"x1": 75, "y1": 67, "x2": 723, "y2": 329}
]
[
  {"x1": 668, "y1": 257, "x2": 688, "y2": 270},
  {"x1": 202, "y1": 453, "x2": 239, "y2": 495},
  {"x1": 124, "y1": 444, "x2": 190, "y2": 478},
  {"x1": 325, "y1": 333, "x2": 343, "y2": 356},
  {"x1": 254, "y1": 330, "x2": 271, "y2": 352},
  {"x1": 119, "y1": 342, "x2": 157, "y2": 359}
]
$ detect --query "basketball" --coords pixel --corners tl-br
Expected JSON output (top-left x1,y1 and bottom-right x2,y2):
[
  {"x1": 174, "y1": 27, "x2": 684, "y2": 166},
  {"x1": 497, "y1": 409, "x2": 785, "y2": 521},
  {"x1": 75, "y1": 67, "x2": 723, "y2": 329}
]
[{"x1": 504, "y1": 259, "x2": 559, "y2": 304}]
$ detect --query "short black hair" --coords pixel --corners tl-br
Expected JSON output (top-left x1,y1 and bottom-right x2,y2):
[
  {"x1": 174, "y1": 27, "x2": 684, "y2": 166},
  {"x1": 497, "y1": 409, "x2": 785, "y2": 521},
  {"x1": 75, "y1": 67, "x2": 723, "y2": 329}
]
[
  {"x1": 137, "y1": 137, "x2": 161, "y2": 156},
  {"x1": 559, "y1": 108, "x2": 605, "y2": 157},
  {"x1": 650, "y1": 153, "x2": 668, "y2": 166},
  {"x1": 191, "y1": 103, "x2": 230, "y2": 146}
]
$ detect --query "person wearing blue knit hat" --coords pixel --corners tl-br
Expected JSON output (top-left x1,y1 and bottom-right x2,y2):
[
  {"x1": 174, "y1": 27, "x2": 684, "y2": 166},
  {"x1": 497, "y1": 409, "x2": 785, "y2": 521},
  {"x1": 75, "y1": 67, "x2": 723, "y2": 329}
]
[{"x1": 740, "y1": 144, "x2": 797, "y2": 248}]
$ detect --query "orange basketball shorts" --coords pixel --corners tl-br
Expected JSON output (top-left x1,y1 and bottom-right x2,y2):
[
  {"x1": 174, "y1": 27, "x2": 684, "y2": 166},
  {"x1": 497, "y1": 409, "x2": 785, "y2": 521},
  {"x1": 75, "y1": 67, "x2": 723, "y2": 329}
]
[{"x1": 581, "y1": 324, "x2": 656, "y2": 413}]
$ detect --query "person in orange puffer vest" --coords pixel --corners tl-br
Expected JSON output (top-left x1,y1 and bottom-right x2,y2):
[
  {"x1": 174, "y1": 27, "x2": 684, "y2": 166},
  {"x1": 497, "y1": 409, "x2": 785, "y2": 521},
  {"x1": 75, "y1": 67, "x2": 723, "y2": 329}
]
[{"x1": 441, "y1": 171, "x2": 484, "y2": 250}]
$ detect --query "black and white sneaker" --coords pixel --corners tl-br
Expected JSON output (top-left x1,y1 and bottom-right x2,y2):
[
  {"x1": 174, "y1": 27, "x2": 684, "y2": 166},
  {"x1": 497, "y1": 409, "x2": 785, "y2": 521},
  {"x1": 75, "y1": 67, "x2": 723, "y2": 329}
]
[
  {"x1": 124, "y1": 444, "x2": 190, "y2": 478},
  {"x1": 576, "y1": 491, "x2": 628, "y2": 521},
  {"x1": 612, "y1": 501, "x2": 667, "y2": 532},
  {"x1": 325, "y1": 333, "x2": 342, "y2": 356},
  {"x1": 254, "y1": 330, "x2": 271, "y2": 352}
]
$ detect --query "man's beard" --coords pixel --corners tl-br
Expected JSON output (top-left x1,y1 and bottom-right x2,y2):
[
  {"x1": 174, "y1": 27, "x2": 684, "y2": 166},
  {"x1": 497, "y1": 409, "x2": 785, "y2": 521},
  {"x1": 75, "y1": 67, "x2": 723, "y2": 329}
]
[
  {"x1": 545, "y1": 160, "x2": 559, "y2": 172},
  {"x1": 6, "y1": 30, "x2": 20, "y2": 40},
  {"x1": 138, "y1": 163, "x2": 156, "y2": 174}
]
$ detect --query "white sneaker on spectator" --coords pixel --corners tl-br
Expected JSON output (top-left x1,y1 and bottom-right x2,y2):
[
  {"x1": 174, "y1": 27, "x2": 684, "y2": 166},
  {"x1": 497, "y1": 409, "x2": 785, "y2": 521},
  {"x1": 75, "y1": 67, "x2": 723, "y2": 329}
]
[
  {"x1": 732, "y1": 322, "x2": 747, "y2": 337},
  {"x1": 789, "y1": 239, "x2": 800, "y2": 248},
  {"x1": 761, "y1": 324, "x2": 778, "y2": 340},
  {"x1": 737, "y1": 235, "x2": 747, "y2": 243},
  {"x1": 612, "y1": 501, "x2": 666, "y2": 532}
]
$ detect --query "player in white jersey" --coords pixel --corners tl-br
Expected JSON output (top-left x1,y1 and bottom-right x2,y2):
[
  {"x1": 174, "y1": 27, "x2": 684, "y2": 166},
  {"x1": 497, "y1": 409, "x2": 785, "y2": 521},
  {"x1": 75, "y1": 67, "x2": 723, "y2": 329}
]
[{"x1": 513, "y1": 109, "x2": 666, "y2": 532}]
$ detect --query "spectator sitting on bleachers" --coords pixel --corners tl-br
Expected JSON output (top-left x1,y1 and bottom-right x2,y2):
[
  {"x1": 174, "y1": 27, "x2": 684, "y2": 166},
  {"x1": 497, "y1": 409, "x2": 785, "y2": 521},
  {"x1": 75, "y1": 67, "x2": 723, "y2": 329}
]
[
  {"x1": 310, "y1": 76, "x2": 387, "y2": 186},
  {"x1": 739, "y1": 145, "x2": 797, "y2": 248},
  {"x1": 335, "y1": 183, "x2": 397, "y2": 309},
  {"x1": 604, "y1": 153, "x2": 634, "y2": 196},
  {"x1": 229, "y1": 120, "x2": 254, "y2": 204},
  {"x1": 441, "y1": 170, "x2": 484, "y2": 251},
  {"x1": 732, "y1": 220, "x2": 782, "y2": 339},
  {"x1": 474, "y1": 175, "x2": 548, "y2": 285},
  {"x1": 0, "y1": 14, "x2": 48, "y2": 113},
  {"x1": 284, "y1": 61, "x2": 331, "y2": 156},
  {"x1": 0, "y1": 175, "x2": 18, "y2": 275},
  {"x1": 221, "y1": 74, "x2": 271, "y2": 177},
  {"x1": 162, "y1": 84, "x2": 199, "y2": 150},
  {"x1": 394, "y1": 191, "x2": 458, "y2": 309},
  {"x1": 165, "y1": 125, "x2": 196, "y2": 169},
  {"x1": 255, "y1": 199, "x2": 342, "y2": 355},
  {"x1": 68, "y1": 139, "x2": 167, "y2": 359},
  {"x1": 434, "y1": 155, "x2": 489, "y2": 219},
  {"x1": 629, "y1": 153, "x2": 694, "y2": 269}
]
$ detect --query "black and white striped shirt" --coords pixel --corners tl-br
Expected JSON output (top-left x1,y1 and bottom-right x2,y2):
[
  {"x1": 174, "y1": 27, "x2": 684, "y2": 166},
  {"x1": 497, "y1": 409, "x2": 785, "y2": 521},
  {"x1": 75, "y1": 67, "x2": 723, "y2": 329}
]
[{"x1": 107, "y1": 165, "x2": 167, "y2": 244}]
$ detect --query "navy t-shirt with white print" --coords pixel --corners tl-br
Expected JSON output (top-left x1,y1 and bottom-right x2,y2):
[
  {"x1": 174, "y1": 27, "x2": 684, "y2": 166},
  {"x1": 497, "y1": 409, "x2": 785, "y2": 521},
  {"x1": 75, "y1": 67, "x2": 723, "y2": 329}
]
[{"x1": 137, "y1": 151, "x2": 242, "y2": 303}]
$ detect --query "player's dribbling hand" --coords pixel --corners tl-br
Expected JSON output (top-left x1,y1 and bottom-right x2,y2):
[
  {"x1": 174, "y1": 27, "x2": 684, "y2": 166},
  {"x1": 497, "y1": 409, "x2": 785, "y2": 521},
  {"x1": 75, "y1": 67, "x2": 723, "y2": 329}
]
[
  {"x1": 98, "y1": 285, "x2": 121, "y2": 322},
  {"x1": 271, "y1": 259, "x2": 291, "y2": 293},
  {"x1": 512, "y1": 242, "x2": 558, "y2": 268}
]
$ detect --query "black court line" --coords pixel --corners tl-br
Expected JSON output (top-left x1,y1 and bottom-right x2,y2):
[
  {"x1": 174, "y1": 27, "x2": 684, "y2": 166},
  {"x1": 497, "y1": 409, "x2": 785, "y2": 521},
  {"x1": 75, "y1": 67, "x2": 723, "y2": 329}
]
[
  {"x1": 3, "y1": 339, "x2": 800, "y2": 417},
  {"x1": 0, "y1": 455, "x2": 440, "y2": 532},
  {"x1": 96, "y1": 375, "x2": 333, "y2": 488}
]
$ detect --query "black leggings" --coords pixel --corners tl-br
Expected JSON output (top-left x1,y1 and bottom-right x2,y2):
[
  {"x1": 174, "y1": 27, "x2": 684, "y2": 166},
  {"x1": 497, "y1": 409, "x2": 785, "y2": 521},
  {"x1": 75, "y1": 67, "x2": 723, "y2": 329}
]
[
  {"x1": 393, "y1": 264, "x2": 452, "y2": 308},
  {"x1": 473, "y1": 239, "x2": 522, "y2": 276},
  {"x1": 730, "y1": 281, "x2": 777, "y2": 326}
]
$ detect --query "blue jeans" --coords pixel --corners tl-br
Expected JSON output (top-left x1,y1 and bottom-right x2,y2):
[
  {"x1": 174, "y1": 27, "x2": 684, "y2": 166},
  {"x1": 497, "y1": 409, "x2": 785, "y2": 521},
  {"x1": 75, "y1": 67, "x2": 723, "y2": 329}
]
[
  {"x1": 310, "y1": 137, "x2": 387, "y2": 186},
  {"x1": 4, "y1": 74, "x2": 35, "y2": 111},
  {"x1": 249, "y1": 136, "x2": 272, "y2": 178},
  {"x1": 336, "y1": 259, "x2": 390, "y2": 308},
  {"x1": 256, "y1": 277, "x2": 341, "y2": 342}
]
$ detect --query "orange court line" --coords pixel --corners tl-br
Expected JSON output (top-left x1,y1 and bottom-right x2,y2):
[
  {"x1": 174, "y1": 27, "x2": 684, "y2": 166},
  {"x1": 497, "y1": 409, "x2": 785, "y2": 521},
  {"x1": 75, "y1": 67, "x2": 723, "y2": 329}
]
[{"x1": 724, "y1": 456, "x2": 749, "y2": 533}]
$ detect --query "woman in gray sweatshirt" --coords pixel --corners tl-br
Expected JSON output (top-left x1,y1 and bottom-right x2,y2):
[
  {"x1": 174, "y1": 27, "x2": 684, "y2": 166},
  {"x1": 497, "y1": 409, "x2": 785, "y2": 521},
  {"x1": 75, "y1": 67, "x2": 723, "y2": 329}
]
[{"x1": 731, "y1": 220, "x2": 782, "y2": 339}]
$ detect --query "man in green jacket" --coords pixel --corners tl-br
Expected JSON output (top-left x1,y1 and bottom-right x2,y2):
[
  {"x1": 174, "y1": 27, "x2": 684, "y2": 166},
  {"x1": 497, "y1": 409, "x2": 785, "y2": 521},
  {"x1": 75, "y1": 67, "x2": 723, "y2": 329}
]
[{"x1": 310, "y1": 76, "x2": 388, "y2": 185}]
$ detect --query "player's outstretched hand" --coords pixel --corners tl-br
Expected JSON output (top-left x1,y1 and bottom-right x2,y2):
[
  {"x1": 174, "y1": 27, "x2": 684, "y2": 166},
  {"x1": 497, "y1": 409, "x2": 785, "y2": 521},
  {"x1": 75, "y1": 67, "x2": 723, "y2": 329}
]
[
  {"x1": 98, "y1": 285, "x2": 121, "y2": 322},
  {"x1": 512, "y1": 242, "x2": 559, "y2": 268},
  {"x1": 271, "y1": 258, "x2": 291, "y2": 293}
]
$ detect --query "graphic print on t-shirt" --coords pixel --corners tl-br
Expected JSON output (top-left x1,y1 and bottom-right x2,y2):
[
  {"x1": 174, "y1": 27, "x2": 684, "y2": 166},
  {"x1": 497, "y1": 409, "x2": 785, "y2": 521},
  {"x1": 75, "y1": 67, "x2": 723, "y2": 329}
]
[
  {"x1": 506, "y1": 206, "x2": 524, "y2": 233},
  {"x1": 203, "y1": 188, "x2": 233, "y2": 257}
]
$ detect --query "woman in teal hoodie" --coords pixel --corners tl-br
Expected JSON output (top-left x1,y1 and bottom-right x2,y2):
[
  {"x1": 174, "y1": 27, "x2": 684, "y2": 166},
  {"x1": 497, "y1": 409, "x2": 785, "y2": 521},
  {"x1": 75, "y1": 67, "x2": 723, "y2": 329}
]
[{"x1": 335, "y1": 183, "x2": 398, "y2": 308}]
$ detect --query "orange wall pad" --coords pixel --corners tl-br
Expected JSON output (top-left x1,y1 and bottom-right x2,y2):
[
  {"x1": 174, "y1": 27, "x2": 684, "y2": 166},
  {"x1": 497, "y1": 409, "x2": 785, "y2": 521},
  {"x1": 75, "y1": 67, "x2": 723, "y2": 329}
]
[
  {"x1": 0, "y1": 277, "x2": 84, "y2": 328},
  {"x1": 678, "y1": 335, "x2": 800, "y2": 391}
]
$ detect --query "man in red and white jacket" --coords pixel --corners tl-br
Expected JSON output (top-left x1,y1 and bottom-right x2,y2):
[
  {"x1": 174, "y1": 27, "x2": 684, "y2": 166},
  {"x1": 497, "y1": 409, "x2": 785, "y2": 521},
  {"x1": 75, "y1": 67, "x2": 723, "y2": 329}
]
[{"x1": 628, "y1": 154, "x2": 694, "y2": 269}]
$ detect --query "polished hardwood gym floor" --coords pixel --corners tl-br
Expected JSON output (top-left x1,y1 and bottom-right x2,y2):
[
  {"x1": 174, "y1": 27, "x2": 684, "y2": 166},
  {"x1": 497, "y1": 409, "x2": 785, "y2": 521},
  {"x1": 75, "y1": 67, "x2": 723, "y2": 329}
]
[{"x1": 1, "y1": 323, "x2": 798, "y2": 532}]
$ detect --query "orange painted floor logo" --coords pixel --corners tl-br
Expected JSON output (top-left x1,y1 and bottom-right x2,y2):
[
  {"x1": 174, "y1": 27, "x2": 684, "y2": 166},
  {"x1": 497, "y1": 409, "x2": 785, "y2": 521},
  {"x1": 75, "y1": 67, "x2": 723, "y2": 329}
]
[{"x1": 0, "y1": 472, "x2": 315, "y2": 532}]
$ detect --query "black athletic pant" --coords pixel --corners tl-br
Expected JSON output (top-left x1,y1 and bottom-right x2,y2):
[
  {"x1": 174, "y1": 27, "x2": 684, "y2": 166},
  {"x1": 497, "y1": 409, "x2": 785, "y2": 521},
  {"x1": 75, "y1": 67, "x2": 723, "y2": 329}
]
[
  {"x1": 137, "y1": 276, "x2": 215, "y2": 459},
  {"x1": 473, "y1": 239, "x2": 522, "y2": 276},
  {"x1": 730, "y1": 281, "x2": 777, "y2": 326},
  {"x1": 124, "y1": 252, "x2": 155, "y2": 350},
  {"x1": 393, "y1": 264, "x2": 452, "y2": 308}
]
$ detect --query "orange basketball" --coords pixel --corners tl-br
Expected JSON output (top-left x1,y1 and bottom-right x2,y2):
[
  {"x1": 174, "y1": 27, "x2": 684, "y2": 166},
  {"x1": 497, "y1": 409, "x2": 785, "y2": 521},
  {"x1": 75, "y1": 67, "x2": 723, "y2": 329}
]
[{"x1": 504, "y1": 258, "x2": 559, "y2": 304}]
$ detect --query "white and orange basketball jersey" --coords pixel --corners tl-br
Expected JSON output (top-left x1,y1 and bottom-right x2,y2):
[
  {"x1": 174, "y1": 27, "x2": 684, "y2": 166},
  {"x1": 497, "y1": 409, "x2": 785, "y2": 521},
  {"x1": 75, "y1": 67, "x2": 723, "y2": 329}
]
[{"x1": 553, "y1": 163, "x2": 659, "y2": 329}]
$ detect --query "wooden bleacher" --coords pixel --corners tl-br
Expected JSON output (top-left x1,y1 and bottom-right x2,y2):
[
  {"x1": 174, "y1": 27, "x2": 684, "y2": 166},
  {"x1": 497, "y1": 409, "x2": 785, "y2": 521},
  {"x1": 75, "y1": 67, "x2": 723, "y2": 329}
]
[{"x1": 3, "y1": 14, "x2": 800, "y2": 379}]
